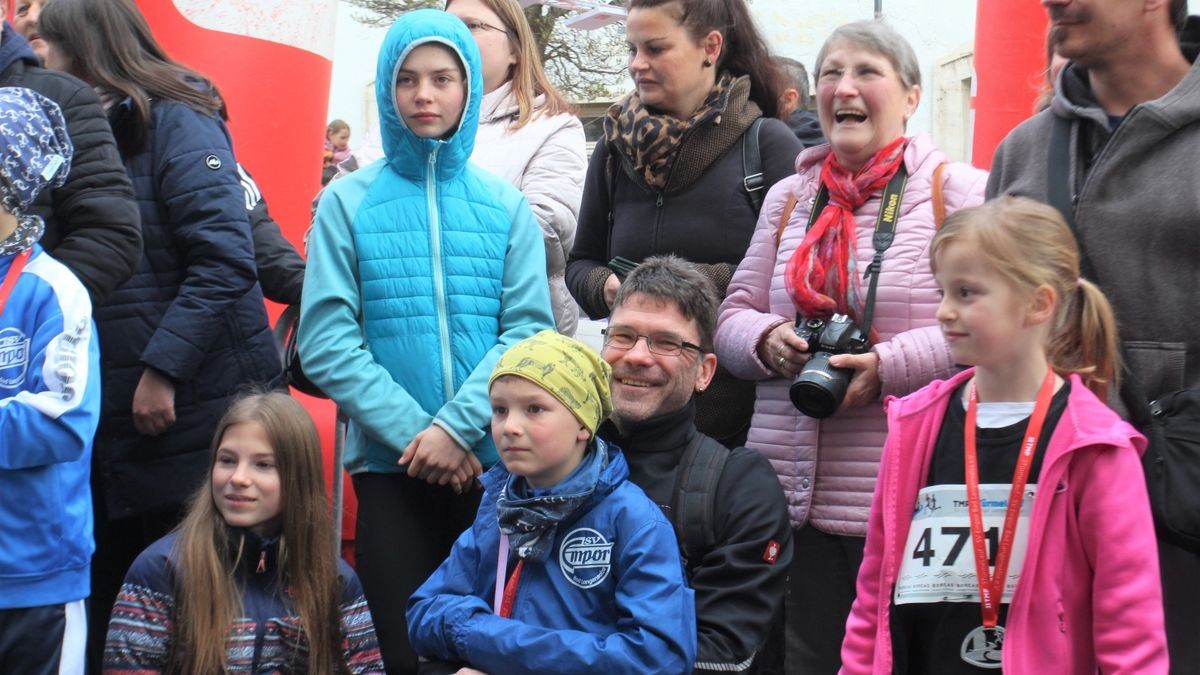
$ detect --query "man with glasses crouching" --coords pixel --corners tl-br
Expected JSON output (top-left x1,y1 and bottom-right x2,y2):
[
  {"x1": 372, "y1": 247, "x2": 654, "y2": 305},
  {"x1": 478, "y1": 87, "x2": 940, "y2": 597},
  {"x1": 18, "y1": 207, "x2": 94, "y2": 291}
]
[{"x1": 598, "y1": 255, "x2": 792, "y2": 675}]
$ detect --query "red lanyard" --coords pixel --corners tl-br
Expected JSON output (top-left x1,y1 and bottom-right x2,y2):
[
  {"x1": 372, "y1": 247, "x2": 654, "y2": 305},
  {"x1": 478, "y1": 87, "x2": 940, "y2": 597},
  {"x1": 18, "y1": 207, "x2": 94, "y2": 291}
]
[
  {"x1": 963, "y1": 368, "x2": 1056, "y2": 628},
  {"x1": 0, "y1": 250, "x2": 30, "y2": 318},
  {"x1": 494, "y1": 534, "x2": 524, "y2": 619}
]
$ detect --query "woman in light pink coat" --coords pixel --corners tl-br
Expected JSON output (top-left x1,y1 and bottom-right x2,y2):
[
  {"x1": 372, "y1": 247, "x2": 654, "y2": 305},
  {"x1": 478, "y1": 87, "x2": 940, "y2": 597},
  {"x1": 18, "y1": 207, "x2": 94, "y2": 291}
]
[{"x1": 714, "y1": 20, "x2": 986, "y2": 673}]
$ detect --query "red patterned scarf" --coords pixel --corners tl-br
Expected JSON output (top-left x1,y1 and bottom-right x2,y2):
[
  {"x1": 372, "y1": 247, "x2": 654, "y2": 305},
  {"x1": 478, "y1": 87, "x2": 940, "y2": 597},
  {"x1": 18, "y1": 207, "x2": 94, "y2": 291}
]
[{"x1": 785, "y1": 137, "x2": 908, "y2": 322}]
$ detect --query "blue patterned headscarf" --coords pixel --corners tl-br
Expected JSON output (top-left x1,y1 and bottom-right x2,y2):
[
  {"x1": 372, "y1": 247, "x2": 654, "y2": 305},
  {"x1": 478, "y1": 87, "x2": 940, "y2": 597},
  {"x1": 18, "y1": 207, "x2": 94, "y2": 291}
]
[{"x1": 0, "y1": 87, "x2": 72, "y2": 255}]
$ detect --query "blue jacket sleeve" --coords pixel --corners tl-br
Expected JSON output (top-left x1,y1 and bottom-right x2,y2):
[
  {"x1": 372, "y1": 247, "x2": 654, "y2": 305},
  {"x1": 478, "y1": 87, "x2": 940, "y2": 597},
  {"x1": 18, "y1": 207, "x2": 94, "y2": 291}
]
[
  {"x1": 0, "y1": 260, "x2": 100, "y2": 469},
  {"x1": 138, "y1": 105, "x2": 260, "y2": 382},
  {"x1": 299, "y1": 172, "x2": 433, "y2": 452},
  {"x1": 432, "y1": 195, "x2": 553, "y2": 453},
  {"x1": 407, "y1": 504, "x2": 494, "y2": 661}
]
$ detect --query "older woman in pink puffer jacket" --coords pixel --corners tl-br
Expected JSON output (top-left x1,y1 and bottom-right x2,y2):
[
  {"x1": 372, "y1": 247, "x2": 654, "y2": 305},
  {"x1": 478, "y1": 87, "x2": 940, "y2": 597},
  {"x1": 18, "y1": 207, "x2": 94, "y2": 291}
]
[{"x1": 713, "y1": 20, "x2": 987, "y2": 675}]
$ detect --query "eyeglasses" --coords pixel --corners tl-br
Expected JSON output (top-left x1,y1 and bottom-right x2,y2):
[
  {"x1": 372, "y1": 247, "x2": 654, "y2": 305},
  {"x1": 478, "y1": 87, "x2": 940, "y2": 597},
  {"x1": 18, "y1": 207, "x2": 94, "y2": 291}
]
[
  {"x1": 463, "y1": 20, "x2": 509, "y2": 35},
  {"x1": 601, "y1": 327, "x2": 707, "y2": 357}
]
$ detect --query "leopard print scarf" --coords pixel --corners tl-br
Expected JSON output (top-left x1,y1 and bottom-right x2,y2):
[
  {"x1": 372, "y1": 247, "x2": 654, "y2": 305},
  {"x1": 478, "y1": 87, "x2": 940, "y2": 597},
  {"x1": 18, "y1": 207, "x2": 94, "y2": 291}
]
[{"x1": 604, "y1": 72, "x2": 737, "y2": 190}]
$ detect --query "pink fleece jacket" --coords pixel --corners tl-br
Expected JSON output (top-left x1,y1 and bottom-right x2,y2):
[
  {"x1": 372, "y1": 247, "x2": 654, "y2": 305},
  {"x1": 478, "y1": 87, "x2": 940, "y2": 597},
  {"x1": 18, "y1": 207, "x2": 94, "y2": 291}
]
[
  {"x1": 715, "y1": 134, "x2": 987, "y2": 534},
  {"x1": 840, "y1": 370, "x2": 1167, "y2": 674}
]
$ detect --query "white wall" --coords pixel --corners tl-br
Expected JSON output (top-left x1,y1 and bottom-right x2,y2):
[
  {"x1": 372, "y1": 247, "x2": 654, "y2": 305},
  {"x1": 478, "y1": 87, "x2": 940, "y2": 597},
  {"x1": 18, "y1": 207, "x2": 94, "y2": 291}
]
[
  {"x1": 326, "y1": 2, "x2": 387, "y2": 151},
  {"x1": 755, "y1": 0, "x2": 977, "y2": 140}
]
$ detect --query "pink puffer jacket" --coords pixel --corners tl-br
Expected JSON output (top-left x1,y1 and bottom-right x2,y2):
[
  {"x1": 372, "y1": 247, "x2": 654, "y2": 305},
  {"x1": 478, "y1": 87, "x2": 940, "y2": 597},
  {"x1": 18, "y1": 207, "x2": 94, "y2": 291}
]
[{"x1": 715, "y1": 134, "x2": 987, "y2": 534}]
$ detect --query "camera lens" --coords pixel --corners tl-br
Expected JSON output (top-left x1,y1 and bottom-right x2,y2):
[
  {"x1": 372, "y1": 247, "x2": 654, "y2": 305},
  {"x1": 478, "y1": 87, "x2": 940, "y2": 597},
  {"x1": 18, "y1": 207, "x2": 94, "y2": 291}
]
[{"x1": 789, "y1": 352, "x2": 851, "y2": 419}]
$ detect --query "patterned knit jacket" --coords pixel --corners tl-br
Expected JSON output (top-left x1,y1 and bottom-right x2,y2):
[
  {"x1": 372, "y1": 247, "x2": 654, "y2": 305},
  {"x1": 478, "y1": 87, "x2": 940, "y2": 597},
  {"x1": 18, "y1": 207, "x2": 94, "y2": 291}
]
[{"x1": 103, "y1": 531, "x2": 384, "y2": 673}]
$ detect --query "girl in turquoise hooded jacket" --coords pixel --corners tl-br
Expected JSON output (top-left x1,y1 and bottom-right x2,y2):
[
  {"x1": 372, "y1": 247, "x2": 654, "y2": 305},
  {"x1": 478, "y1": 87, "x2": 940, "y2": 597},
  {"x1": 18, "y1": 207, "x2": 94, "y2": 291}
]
[{"x1": 299, "y1": 9, "x2": 553, "y2": 672}]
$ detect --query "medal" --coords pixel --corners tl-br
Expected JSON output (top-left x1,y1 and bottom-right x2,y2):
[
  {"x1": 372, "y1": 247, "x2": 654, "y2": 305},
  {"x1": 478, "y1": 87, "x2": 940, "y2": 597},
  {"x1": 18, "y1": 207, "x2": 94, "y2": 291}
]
[
  {"x1": 960, "y1": 369, "x2": 1056, "y2": 668},
  {"x1": 960, "y1": 624, "x2": 1005, "y2": 669}
]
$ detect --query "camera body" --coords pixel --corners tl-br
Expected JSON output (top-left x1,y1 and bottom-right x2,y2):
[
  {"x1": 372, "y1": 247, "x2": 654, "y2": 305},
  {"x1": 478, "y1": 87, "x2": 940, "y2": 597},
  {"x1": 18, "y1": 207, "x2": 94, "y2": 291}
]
[{"x1": 789, "y1": 313, "x2": 868, "y2": 418}]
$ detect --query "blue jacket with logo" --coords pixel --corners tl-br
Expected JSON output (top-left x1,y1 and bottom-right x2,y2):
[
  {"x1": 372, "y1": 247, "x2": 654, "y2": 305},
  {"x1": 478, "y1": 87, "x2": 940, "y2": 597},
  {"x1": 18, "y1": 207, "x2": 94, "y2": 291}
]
[
  {"x1": 299, "y1": 9, "x2": 552, "y2": 474},
  {"x1": 407, "y1": 439, "x2": 697, "y2": 674},
  {"x1": 0, "y1": 246, "x2": 101, "y2": 609}
]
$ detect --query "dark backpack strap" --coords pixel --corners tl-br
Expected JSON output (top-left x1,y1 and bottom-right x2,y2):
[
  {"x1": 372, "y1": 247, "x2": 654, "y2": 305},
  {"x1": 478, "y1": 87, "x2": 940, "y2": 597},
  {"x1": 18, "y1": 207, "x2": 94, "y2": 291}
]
[
  {"x1": 1046, "y1": 115, "x2": 1099, "y2": 281},
  {"x1": 742, "y1": 117, "x2": 766, "y2": 213},
  {"x1": 670, "y1": 432, "x2": 730, "y2": 571}
]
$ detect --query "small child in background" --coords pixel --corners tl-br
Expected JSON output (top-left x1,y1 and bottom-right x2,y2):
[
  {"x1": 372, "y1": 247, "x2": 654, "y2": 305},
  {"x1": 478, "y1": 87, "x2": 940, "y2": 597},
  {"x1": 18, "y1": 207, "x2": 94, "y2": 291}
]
[
  {"x1": 322, "y1": 119, "x2": 351, "y2": 186},
  {"x1": 0, "y1": 86, "x2": 99, "y2": 675},
  {"x1": 408, "y1": 330, "x2": 696, "y2": 674},
  {"x1": 840, "y1": 196, "x2": 1166, "y2": 674},
  {"x1": 103, "y1": 392, "x2": 384, "y2": 673},
  {"x1": 326, "y1": 118, "x2": 352, "y2": 165}
]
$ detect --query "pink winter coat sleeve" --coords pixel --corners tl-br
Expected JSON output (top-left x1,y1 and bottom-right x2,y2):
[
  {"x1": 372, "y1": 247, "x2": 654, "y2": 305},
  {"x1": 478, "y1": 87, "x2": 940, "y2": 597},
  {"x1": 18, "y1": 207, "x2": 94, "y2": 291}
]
[
  {"x1": 716, "y1": 177, "x2": 799, "y2": 380},
  {"x1": 1066, "y1": 436, "x2": 1167, "y2": 674}
]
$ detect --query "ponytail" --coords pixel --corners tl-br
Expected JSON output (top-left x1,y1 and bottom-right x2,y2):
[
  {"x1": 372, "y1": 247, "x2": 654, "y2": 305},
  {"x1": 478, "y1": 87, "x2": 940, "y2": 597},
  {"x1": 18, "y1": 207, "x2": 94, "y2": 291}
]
[
  {"x1": 934, "y1": 197, "x2": 1123, "y2": 399},
  {"x1": 1048, "y1": 278, "x2": 1121, "y2": 399}
]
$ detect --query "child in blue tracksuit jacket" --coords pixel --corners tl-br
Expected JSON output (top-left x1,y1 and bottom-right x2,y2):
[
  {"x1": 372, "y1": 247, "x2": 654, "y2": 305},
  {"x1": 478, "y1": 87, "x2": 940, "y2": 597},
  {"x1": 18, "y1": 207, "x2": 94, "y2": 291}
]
[
  {"x1": 408, "y1": 331, "x2": 696, "y2": 675},
  {"x1": 299, "y1": 9, "x2": 553, "y2": 671},
  {"x1": 0, "y1": 87, "x2": 101, "y2": 673}
]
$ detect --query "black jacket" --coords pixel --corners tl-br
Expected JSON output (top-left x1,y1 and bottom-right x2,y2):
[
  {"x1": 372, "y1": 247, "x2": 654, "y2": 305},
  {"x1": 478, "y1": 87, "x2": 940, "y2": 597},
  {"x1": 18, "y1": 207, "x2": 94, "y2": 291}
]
[
  {"x1": 787, "y1": 109, "x2": 826, "y2": 148},
  {"x1": 237, "y1": 163, "x2": 304, "y2": 306},
  {"x1": 600, "y1": 401, "x2": 793, "y2": 673},
  {"x1": 0, "y1": 24, "x2": 141, "y2": 305},
  {"x1": 566, "y1": 117, "x2": 799, "y2": 320}
]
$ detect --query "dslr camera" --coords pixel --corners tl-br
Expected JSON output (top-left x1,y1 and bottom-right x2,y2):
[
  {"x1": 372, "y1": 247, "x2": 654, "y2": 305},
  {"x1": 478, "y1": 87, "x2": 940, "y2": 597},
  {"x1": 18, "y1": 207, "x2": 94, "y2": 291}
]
[{"x1": 789, "y1": 313, "x2": 868, "y2": 419}]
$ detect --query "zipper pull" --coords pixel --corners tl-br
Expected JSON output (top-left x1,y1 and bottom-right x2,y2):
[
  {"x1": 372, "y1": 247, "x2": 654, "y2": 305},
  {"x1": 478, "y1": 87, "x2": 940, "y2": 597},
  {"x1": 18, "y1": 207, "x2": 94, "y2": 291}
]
[
  {"x1": 656, "y1": 193, "x2": 664, "y2": 208},
  {"x1": 256, "y1": 550, "x2": 266, "y2": 574}
]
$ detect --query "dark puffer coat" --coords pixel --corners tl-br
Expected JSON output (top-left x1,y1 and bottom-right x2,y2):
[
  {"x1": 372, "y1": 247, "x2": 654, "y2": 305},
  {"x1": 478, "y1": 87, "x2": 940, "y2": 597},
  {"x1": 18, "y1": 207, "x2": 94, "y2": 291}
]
[
  {"x1": 94, "y1": 96, "x2": 282, "y2": 519},
  {"x1": 0, "y1": 25, "x2": 141, "y2": 305}
]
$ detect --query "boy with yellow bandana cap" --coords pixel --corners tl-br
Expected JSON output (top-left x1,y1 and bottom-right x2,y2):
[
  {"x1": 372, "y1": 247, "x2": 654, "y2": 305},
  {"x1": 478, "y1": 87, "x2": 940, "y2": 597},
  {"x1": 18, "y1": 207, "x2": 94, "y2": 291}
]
[{"x1": 407, "y1": 330, "x2": 696, "y2": 674}]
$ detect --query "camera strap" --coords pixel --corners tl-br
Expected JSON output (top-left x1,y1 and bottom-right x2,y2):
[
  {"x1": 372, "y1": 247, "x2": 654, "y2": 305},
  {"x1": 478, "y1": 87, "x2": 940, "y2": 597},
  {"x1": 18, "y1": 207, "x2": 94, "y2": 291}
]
[{"x1": 805, "y1": 167, "x2": 908, "y2": 337}]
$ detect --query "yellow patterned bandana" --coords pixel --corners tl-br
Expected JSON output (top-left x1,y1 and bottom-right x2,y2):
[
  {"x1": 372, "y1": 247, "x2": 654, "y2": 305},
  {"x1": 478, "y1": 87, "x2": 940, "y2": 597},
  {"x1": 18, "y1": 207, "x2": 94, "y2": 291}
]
[{"x1": 489, "y1": 330, "x2": 613, "y2": 434}]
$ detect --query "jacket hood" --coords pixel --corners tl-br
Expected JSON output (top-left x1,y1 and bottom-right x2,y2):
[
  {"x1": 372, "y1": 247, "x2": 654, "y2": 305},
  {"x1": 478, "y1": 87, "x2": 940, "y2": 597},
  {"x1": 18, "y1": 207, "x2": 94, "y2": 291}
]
[
  {"x1": 1053, "y1": 17, "x2": 1200, "y2": 129},
  {"x1": 375, "y1": 9, "x2": 482, "y2": 180},
  {"x1": 0, "y1": 23, "x2": 39, "y2": 75},
  {"x1": 479, "y1": 81, "x2": 547, "y2": 125}
]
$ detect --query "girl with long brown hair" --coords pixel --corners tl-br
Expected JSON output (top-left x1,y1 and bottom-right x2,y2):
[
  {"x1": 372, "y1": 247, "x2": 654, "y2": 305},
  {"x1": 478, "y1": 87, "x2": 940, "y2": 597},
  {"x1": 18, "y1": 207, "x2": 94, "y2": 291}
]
[{"x1": 102, "y1": 393, "x2": 384, "y2": 673}]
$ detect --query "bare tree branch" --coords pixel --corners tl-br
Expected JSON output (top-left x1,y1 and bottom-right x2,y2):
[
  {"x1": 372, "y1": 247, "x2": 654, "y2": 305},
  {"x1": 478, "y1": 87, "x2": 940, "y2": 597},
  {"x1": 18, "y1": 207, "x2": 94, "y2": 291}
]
[{"x1": 344, "y1": 0, "x2": 628, "y2": 100}]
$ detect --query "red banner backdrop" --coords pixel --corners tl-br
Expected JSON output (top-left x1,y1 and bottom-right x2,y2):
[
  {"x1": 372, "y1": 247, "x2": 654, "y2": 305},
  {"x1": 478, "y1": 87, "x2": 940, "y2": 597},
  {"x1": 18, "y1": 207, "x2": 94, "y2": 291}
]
[{"x1": 971, "y1": 0, "x2": 1049, "y2": 170}]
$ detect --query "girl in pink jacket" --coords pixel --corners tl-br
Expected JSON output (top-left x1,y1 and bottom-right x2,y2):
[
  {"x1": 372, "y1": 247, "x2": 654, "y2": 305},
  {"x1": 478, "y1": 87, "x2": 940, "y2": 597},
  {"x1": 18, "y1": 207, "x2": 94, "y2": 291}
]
[{"x1": 840, "y1": 196, "x2": 1166, "y2": 674}]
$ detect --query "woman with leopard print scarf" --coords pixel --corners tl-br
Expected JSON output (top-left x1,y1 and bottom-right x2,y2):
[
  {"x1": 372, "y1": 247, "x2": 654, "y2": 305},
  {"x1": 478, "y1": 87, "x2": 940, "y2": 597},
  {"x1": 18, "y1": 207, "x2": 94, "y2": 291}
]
[{"x1": 566, "y1": 0, "x2": 801, "y2": 449}]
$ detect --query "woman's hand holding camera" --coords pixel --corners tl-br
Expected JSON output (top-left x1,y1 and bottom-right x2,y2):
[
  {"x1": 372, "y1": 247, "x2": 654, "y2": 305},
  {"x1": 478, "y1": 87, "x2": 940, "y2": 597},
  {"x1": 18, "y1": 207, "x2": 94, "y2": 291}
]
[{"x1": 759, "y1": 321, "x2": 811, "y2": 377}]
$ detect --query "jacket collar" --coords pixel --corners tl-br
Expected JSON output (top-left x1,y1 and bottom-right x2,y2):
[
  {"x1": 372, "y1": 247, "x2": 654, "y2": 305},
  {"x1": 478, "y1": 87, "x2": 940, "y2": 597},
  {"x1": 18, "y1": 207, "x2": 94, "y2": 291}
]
[
  {"x1": 1052, "y1": 17, "x2": 1200, "y2": 133},
  {"x1": 599, "y1": 399, "x2": 697, "y2": 458},
  {"x1": 891, "y1": 369, "x2": 1146, "y2": 466}
]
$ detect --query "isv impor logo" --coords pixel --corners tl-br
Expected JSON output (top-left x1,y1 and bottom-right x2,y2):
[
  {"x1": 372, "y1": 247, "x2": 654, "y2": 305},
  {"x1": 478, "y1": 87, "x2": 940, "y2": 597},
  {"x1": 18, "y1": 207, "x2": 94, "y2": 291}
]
[
  {"x1": 0, "y1": 327, "x2": 30, "y2": 388},
  {"x1": 559, "y1": 528, "x2": 613, "y2": 589}
]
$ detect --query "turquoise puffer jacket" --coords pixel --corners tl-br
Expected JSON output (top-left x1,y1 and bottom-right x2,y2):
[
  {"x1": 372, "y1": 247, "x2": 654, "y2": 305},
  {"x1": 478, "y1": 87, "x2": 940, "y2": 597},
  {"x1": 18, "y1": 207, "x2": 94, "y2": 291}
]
[{"x1": 299, "y1": 9, "x2": 552, "y2": 473}]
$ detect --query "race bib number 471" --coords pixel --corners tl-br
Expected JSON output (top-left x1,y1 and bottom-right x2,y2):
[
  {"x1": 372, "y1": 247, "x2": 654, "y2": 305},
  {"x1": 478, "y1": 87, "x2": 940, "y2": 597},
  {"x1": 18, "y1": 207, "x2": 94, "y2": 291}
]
[{"x1": 893, "y1": 484, "x2": 1036, "y2": 606}]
